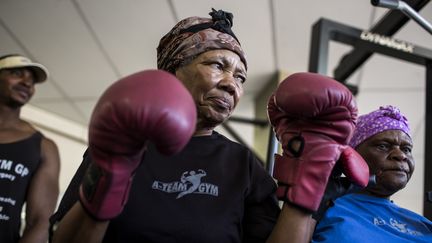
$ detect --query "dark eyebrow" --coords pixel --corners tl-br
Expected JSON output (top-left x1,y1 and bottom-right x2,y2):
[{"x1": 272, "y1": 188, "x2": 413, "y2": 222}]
[
  {"x1": 221, "y1": 56, "x2": 246, "y2": 76},
  {"x1": 379, "y1": 137, "x2": 413, "y2": 147},
  {"x1": 401, "y1": 140, "x2": 413, "y2": 147},
  {"x1": 236, "y1": 66, "x2": 247, "y2": 78}
]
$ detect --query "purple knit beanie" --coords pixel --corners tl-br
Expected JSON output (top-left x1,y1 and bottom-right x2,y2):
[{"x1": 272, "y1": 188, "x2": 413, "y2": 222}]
[{"x1": 349, "y1": 105, "x2": 411, "y2": 148}]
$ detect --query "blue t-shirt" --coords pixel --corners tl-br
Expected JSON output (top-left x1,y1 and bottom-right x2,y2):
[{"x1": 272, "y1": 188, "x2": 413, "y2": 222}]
[{"x1": 313, "y1": 193, "x2": 432, "y2": 242}]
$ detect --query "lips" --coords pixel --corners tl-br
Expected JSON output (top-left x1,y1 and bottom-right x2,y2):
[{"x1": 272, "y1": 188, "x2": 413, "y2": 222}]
[
  {"x1": 208, "y1": 96, "x2": 232, "y2": 111},
  {"x1": 13, "y1": 86, "x2": 31, "y2": 100}
]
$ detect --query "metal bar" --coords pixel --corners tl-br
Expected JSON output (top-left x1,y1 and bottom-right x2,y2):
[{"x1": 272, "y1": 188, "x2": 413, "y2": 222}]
[
  {"x1": 310, "y1": 19, "x2": 432, "y2": 65},
  {"x1": 308, "y1": 19, "x2": 363, "y2": 94},
  {"x1": 222, "y1": 123, "x2": 247, "y2": 145},
  {"x1": 228, "y1": 116, "x2": 268, "y2": 127},
  {"x1": 266, "y1": 127, "x2": 278, "y2": 176},
  {"x1": 371, "y1": 0, "x2": 400, "y2": 9},
  {"x1": 399, "y1": 1, "x2": 432, "y2": 35},
  {"x1": 425, "y1": 61, "x2": 432, "y2": 220},
  {"x1": 333, "y1": 0, "x2": 429, "y2": 82},
  {"x1": 221, "y1": 123, "x2": 265, "y2": 165},
  {"x1": 340, "y1": 34, "x2": 432, "y2": 65},
  {"x1": 372, "y1": 0, "x2": 432, "y2": 34},
  {"x1": 308, "y1": 18, "x2": 331, "y2": 74}
]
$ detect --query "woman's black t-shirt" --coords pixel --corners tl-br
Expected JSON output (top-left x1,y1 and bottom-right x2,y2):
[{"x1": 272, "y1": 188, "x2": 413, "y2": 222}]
[{"x1": 52, "y1": 132, "x2": 280, "y2": 243}]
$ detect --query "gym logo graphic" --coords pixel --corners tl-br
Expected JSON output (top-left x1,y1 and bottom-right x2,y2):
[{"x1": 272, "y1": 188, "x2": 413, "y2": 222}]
[
  {"x1": 152, "y1": 169, "x2": 219, "y2": 199},
  {"x1": 373, "y1": 217, "x2": 423, "y2": 236}
]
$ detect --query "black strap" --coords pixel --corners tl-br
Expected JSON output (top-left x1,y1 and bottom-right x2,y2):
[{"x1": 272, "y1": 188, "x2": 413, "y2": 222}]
[{"x1": 179, "y1": 8, "x2": 240, "y2": 44}]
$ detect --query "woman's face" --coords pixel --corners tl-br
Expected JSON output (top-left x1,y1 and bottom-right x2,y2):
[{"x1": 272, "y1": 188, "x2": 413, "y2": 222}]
[
  {"x1": 175, "y1": 49, "x2": 247, "y2": 130},
  {"x1": 356, "y1": 130, "x2": 414, "y2": 198}
]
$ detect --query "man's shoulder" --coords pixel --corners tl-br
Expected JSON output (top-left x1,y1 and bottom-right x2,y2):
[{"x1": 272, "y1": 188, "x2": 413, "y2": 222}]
[
  {"x1": 0, "y1": 120, "x2": 38, "y2": 143},
  {"x1": 40, "y1": 135, "x2": 59, "y2": 156}
]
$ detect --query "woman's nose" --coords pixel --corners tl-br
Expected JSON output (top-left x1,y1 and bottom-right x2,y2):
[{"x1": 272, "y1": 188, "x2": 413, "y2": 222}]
[
  {"x1": 390, "y1": 148, "x2": 408, "y2": 162},
  {"x1": 218, "y1": 74, "x2": 236, "y2": 95}
]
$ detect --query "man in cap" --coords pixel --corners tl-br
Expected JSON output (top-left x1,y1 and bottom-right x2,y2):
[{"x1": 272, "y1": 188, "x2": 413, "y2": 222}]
[
  {"x1": 0, "y1": 54, "x2": 60, "y2": 243},
  {"x1": 311, "y1": 105, "x2": 432, "y2": 242}
]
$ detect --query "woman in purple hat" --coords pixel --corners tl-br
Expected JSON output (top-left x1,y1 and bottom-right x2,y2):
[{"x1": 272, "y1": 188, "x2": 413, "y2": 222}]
[{"x1": 312, "y1": 105, "x2": 432, "y2": 242}]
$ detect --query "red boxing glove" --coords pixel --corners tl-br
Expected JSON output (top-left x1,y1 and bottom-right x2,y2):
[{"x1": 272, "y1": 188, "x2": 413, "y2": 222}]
[
  {"x1": 79, "y1": 70, "x2": 196, "y2": 220},
  {"x1": 267, "y1": 72, "x2": 369, "y2": 212}
]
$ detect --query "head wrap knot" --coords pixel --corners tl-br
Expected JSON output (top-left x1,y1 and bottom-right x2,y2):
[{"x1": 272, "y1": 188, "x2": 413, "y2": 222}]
[
  {"x1": 157, "y1": 8, "x2": 246, "y2": 73},
  {"x1": 382, "y1": 105, "x2": 403, "y2": 120},
  {"x1": 349, "y1": 105, "x2": 411, "y2": 148},
  {"x1": 207, "y1": 8, "x2": 238, "y2": 42}
]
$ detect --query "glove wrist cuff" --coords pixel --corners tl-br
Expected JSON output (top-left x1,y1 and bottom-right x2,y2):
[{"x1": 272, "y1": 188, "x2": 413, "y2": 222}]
[{"x1": 79, "y1": 162, "x2": 133, "y2": 220}]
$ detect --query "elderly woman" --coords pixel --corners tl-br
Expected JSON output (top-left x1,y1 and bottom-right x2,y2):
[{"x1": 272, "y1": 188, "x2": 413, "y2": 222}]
[
  {"x1": 50, "y1": 9, "x2": 280, "y2": 243},
  {"x1": 312, "y1": 105, "x2": 432, "y2": 242}
]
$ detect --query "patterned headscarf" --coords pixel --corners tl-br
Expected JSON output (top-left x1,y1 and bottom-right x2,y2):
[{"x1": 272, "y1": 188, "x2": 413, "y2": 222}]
[
  {"x1": 349, "y1": 105, "x2": 411, "y2": 148},
  {"x1": 157, "y1": 8, "x2": 247, "y2": 73}
]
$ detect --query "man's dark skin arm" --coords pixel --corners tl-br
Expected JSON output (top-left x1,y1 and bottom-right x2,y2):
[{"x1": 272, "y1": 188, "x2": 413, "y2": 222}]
[{"x1": 19, "y1": 138, "x2": 60, "y2": 243}]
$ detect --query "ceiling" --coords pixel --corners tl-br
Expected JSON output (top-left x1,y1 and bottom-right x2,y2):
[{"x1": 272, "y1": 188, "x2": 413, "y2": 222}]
[{"x1": 0, "y1": 0, "x2": 431, "y2": 139}]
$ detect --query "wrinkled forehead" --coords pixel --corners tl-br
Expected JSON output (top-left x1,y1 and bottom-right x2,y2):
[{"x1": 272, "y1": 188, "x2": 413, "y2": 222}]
[
  {"x1": 195, "y1": 49, "x2": 246, "y2": 70},
  {"x1": 364, "y1": 129, "x2": 413, "y2": 145}
]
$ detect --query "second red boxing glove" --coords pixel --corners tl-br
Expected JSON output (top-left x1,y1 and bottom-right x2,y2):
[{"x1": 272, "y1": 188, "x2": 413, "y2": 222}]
[{"x1": 267, "y1": 72, "x2": 369, "y2": 212}]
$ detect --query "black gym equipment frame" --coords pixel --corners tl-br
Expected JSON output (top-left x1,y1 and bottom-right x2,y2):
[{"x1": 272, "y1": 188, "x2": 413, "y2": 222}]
[
  {"x1": 308, "y1": 17, "x2": 432, "y2": 219},
  {"x1": 332, "y1": 0, "x2": 430, "y2": 85},
  {"x1": 222, "y1": 116, "x2": 269, "y2": 165}
]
